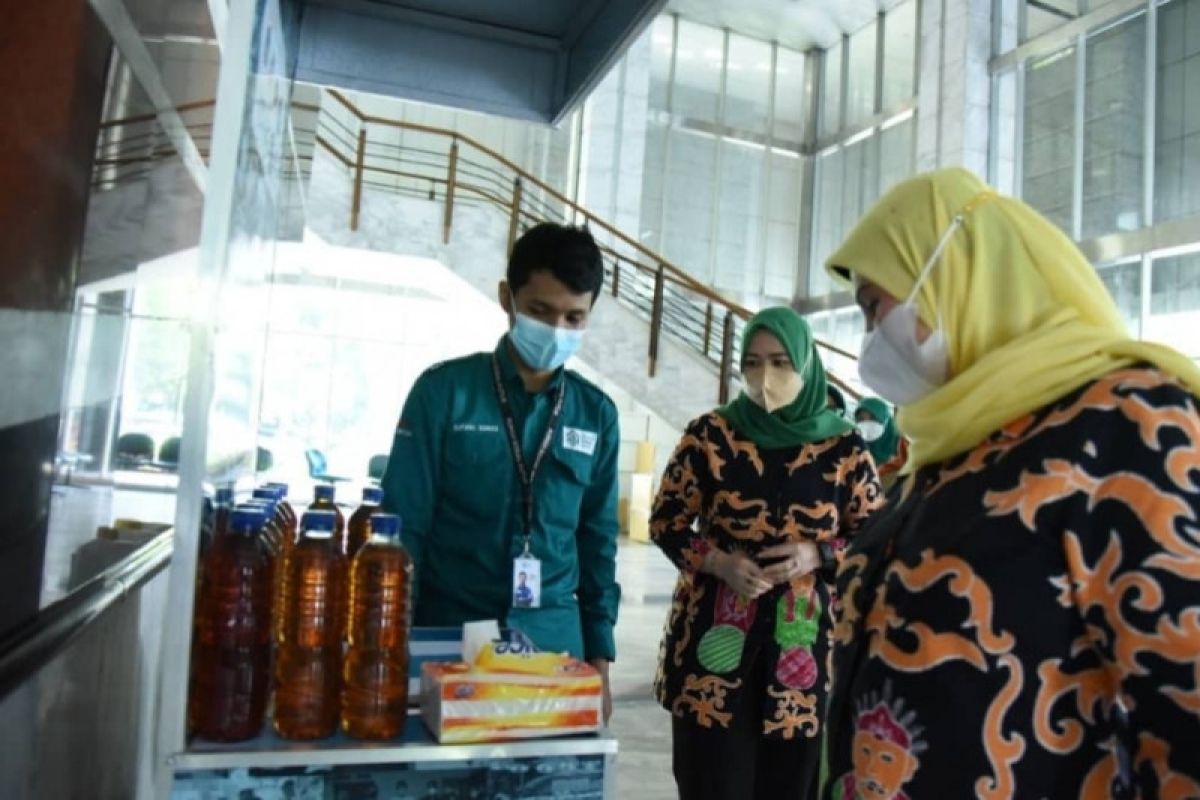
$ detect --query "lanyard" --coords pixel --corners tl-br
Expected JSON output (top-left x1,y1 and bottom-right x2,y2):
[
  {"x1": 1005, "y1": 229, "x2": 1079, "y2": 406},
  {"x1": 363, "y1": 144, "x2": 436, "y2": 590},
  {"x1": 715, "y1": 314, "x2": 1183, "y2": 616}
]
[{"x1": 491, "y1": 355, "x2": 566, "y2": 554}]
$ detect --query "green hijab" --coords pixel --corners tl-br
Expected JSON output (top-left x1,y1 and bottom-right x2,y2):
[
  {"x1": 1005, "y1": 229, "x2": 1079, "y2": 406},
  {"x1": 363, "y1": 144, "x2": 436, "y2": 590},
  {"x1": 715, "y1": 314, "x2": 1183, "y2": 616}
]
[
  {"x1": 717, "y1": 307, "x2": 854, "y2": 449},
  {"x1": 857, "y1": 396, "x2": 901, "y2": 465}
]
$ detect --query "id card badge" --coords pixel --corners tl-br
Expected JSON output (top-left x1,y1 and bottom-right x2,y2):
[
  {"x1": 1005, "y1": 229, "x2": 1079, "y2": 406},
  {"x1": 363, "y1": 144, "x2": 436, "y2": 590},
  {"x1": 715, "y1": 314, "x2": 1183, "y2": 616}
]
[{"x1": 512, "y1": 555, "x2": 541, "y2": 609}]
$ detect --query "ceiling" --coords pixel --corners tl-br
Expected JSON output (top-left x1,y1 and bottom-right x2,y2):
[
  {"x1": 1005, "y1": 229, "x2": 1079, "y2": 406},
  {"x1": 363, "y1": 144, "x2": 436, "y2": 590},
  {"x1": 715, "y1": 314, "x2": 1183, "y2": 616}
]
[
  {"x1": 296, "y1": 0, "x2": 668, "y2": 123},
  {"x1": 665, "y1": 0, "x2": 905, "y2": 51}
]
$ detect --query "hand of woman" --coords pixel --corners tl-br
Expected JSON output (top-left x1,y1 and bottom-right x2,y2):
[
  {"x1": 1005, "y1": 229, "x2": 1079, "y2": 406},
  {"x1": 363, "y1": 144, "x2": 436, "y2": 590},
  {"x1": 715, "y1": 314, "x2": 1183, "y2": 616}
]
[
  {"x1": 757, "y1": 541, "x2": 820, "y2": 585},
  {"x1": 703, "y1": 550, "x2": 772, "y2": 600}
]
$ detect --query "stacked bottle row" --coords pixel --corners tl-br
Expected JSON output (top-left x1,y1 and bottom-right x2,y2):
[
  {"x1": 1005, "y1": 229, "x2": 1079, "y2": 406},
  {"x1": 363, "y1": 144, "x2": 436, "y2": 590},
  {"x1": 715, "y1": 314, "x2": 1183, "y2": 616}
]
[{"x1": 189, "y1": 483, "x2": 413, "y2": 743}]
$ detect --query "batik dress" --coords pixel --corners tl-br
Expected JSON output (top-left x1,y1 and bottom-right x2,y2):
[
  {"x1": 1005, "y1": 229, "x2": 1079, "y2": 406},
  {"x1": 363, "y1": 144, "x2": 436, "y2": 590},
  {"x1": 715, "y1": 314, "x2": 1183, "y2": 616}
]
[
  {"x1": 825, "y1": 368, "x2": 1200, "y2": 800},
  {"x1": 652, "y1": 412, "x2": 883, "y2": 740}
]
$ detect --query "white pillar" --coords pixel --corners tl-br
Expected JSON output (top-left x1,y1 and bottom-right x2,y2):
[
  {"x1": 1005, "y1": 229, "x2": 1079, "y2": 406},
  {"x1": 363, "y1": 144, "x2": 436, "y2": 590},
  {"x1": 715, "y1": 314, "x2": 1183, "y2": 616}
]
[{"x1": 915, "y1": 0, "x2": 992, "y2": 176}]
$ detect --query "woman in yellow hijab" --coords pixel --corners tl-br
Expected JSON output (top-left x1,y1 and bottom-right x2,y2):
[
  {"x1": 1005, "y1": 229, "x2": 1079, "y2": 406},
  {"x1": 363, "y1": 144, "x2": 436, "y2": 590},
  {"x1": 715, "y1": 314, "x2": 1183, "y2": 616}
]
[{"x1": 819, "y1": 168, "x2": 1200, "y2": 800}]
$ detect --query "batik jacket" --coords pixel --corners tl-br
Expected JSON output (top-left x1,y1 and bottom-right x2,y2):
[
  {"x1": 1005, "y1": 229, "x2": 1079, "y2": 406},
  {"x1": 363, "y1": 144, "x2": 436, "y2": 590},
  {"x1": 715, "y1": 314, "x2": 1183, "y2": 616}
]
[
  {"x1": 652, "y1": 411, "x2": 883, "y2": 739},
  {"x1": 825, "y1": 368, "x2": 1200, "y2": 799}
]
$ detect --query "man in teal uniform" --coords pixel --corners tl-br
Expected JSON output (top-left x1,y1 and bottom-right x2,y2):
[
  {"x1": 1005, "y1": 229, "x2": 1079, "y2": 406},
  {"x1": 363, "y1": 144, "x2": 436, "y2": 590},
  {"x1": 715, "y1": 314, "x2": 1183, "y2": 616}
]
[{"x1": 381, "y1": 223, "x2": 621, "y2": 719}]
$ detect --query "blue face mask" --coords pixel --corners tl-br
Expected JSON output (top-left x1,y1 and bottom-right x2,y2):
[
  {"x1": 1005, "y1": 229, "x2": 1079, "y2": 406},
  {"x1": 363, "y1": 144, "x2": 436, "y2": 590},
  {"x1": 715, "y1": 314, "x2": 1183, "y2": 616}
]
[{"x1": 509, "y1": 312, "x2": 584, "y2": 372}]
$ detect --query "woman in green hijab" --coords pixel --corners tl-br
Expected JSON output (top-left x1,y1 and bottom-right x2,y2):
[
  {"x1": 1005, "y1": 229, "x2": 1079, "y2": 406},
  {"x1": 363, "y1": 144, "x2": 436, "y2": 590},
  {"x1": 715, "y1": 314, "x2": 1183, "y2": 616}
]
[
  {"x1": 854, "y1": 397, "x2": 907, "y2": 478},
  {"x1": 650, "y1": 307, "x2": 884, "y2": 800}
]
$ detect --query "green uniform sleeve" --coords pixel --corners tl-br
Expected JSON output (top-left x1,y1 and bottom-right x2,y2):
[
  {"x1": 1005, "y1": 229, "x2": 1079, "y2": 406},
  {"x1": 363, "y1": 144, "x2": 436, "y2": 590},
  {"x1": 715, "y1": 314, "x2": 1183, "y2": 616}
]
[
  {"x1": 577, "y1": 401, "x2": 621, "y2": 662},
  {"x1": 381, "y1": 371, "x2": 443, "y2": 602}
]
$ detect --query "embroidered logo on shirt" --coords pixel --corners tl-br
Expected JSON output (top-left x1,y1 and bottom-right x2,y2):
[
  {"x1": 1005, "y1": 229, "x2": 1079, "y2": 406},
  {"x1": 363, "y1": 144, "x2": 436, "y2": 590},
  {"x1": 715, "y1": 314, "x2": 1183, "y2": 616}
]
[{"x1": 562, "y1": 427, "x2": 598, "y2": 455}]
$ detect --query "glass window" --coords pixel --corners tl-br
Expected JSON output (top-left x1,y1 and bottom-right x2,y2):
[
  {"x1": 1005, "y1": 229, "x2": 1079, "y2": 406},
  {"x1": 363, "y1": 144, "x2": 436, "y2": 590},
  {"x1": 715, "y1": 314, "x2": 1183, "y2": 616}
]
[
  {"x1": 724, "y1": 34, "x2": 771, "y2": 134},
  {"x1": 879, "y1": 117, "x2": 915, "y2": 196},
  {"x1": 122, "y1": 285, "x2": 191, "y2": 455},
  {"x1": 638, "y1": 115, "x2": 668, "y2": 252},
  {"x1": 842, "y1": 136, "x2": 875, "y2": 237},
  {"x1": 764, "y1": 151, "x2": 801, "y2": 299},
  {"x1": 773, "y1": 47, "x2": 806, "y2": 145},
  {"x1": 882, "y1": 1, "x2": 917, "y2": 108},
  {"x1": 662, "y1": 128, "x2": 717, "y2": 279},
  {"x1": 1151, "y1": 250, "x2": 1200, "y2": 314},
  {"x1": 764, "y1": 224, "x2": 797, "y2": 299},
  {"x1": 810, "y1": 149, "x2": 844, "y2": 296},
  {"x1": 1155, "y1": 0, "x2": 1200, "y2": 223},
  {"x1": 672, "y1": 21, "x2": 724, "y2": 124},
  {"x1": 1022, "y1": 46, "x2": 1077, "y2": 235},
  {"x1": 846, "y1": 21, "x2": 879, "y2": 127},
  {"x1": 841, "y1": 140, "x2": 864, "y2": 239},
  {"x1": 1147, "y1": 250, "x2": 1200, "y2": 357},
  {"x1": 821, "y1": 40, "x2": 844, "y2": 138},
  {"x1": 1081, "y1": 14, "x2": 1145, "y2": 238},
  {"x1": 648, "y1": 16, "x2": 674, "y2": 112},
  {"x1": 1023, "y1": 0, "x2": 1084, "y2": 42},
  {"x1": 714, "y1": 138, "x2": 766, "y2": 292},
  {"x1": 1097, "y1": 259, "x2": 1142, "y2": 335},
  {"x1": 992, "y1": 68, "x2": 1021, "y2": 195}
]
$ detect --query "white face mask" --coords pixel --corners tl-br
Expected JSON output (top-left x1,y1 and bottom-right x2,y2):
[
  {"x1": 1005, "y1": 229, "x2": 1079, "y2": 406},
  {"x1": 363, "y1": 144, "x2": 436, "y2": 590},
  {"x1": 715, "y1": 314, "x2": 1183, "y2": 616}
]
[
  {"x1": 857, "y1": 420, "x2": 886, "y2": 442},
  {"x1": 857, "y1": 215, "x2": 962, "y2": 407}
]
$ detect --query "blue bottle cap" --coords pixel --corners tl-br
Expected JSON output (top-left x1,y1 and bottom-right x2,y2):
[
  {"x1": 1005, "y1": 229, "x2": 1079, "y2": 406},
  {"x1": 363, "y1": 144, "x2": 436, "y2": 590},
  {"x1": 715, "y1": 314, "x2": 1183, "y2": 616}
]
[
  {"x1": 369, "y1": 512, "x2": 401, "y2": 538},
  {"x1": 242, "y1": 499, "x2": 275, "y2": 518},
  {"x1": 363, "y1": 486, "x2": 384, "y2": 505},
  {"x1": 314, "y1": 484, "x2": 336, "y2": 502},
  {"x1": 214, "y1": 487, "x2": 234, "y2": 506},
  {"x1": 230, "y1": 507, "x2": 266, "y2": 532},
  {"x1": 250, "y1": 490, "x2": 278, "y2": 512},
  {"x1": 301, "y1": 509, "x2": 337, "y2": 533},
  {"x1": 264, "y1": 482, "x2": 289, "y2": 498}
]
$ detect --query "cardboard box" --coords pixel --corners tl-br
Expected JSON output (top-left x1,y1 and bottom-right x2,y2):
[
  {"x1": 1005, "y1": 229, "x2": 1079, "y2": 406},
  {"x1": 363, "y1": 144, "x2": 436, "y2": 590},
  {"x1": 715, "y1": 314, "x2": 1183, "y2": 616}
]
[
  {"x1": 627, "y1": 473, "x2": 653, "y2": 543},
  {"x1": 420, "y1": 659, "x2": 603, "y2": 744}
]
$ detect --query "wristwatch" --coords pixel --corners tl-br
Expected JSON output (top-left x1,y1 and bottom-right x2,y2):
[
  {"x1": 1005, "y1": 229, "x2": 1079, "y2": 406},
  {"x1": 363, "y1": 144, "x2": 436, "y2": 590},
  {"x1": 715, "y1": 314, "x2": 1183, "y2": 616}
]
[{"x1": 817, "y1": 541, "x2": 837, "y2": 570}]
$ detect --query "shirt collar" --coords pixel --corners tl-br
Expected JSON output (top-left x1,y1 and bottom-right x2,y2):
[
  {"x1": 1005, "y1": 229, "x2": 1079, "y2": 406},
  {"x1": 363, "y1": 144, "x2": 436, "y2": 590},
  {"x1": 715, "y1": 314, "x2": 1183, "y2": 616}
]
[{"x1": 494, "y1": 335, "x2": 566, "y2": 394}]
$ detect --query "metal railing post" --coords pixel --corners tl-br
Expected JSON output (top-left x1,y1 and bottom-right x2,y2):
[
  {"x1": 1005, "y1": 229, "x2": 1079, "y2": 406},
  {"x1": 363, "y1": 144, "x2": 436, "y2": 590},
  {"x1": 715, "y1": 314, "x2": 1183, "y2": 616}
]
[
  {"x1": 702, "y1": 302, "x2": 714, "y2": 357},
  {"x1": 648, "y1": 263, "x2": 666, "y2": 378},
  {"x1": 507, "y1": 177, "x2": 524, "y2": 256},
  {"x1": 350, "y1": 127, "x2": 367, "y2": 231},
  {"x1": 611, "y1": 261, "x2": 620, "y2": 298},
  {"x1": 719, "y1": 311, "x2": 735, "y2": 404},
  {"x1": 443, "y1": 140, "x2": 458, "y2": 244}
]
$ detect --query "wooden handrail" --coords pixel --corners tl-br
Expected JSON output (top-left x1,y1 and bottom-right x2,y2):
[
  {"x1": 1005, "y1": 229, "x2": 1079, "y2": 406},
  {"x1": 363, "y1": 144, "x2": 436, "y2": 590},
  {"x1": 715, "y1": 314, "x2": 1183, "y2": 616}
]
[
  {"x1": 322, "y1": 90, "x2": 857, "y2": 373},
  {"x1": 323, "y1": 90, "x2": 754, "y2": 320},
  {"x1": 97, "y1": 99, "x2": 215, "y2": 130}
]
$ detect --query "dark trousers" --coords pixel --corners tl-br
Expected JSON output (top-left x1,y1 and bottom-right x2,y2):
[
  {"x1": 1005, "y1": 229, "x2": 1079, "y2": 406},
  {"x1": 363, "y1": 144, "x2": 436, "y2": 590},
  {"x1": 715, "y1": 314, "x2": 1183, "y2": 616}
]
[{"x1": 670, "y1": 656, "x2": 820, "y2": 800}]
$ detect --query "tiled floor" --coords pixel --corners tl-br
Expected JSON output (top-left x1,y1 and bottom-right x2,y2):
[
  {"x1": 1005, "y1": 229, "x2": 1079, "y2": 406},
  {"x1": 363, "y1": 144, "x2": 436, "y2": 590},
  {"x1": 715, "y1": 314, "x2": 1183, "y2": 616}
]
[{"x1": 609, "y1": 539, "x2": 679, "y2": 799}]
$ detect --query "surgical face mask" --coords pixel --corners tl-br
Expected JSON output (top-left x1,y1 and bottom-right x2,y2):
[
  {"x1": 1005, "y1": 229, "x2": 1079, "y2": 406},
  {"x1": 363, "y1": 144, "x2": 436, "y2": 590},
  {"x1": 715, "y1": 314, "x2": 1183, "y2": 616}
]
[
  {"x1": 857, "y1": 216, "x2": 960, "y2": 406},
  {"x1": 508, "y1": 307, "x2": 584, "y2": 372},
  {"x1": 742, "y1": 364, "x2": 804, "y2": 413},
  {"x1": 857, "y1": 420, "x2": 886, "y2": 442}
]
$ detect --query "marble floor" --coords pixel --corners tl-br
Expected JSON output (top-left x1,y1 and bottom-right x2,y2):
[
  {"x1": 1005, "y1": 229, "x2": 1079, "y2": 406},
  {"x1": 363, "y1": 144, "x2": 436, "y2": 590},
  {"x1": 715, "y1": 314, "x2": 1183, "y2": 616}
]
[{"x1": 609, "y1": 539, "x2": 679, "y2": 800}]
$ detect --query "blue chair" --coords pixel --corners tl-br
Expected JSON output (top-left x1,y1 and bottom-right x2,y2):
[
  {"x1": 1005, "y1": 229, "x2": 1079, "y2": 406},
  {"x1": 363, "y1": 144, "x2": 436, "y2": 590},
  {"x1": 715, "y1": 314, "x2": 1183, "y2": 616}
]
[{"x1": 305, "y1": 448, "x2": 351, "y2": 483}]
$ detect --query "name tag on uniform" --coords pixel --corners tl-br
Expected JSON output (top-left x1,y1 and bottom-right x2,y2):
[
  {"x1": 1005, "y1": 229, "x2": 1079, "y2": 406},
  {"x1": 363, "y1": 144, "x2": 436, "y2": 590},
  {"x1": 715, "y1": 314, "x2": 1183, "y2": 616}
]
[{"x1": 562, "y1": 427, "x2": 598, "y2": 456}]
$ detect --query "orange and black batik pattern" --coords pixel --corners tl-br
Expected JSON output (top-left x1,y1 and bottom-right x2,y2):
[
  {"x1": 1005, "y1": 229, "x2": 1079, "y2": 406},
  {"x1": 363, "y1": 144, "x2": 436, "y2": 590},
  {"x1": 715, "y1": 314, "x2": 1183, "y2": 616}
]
[
  {"x1": 651, "y1": 412, "x2": 883, "y2": 740},
  {"x1": 825, "y1": 368, "x2": 1200, "y2": 800}
]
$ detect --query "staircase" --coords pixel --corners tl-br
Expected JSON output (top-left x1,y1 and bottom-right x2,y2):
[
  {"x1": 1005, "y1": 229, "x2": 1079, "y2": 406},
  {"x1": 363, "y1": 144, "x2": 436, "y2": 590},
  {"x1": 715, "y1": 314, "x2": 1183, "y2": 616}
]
[
  {"x1": 297, "y1": 89, "x2": 861, "y2": 429},
  {"x1": 83, "y1": 89, "x2": 861, "y2": 434}
]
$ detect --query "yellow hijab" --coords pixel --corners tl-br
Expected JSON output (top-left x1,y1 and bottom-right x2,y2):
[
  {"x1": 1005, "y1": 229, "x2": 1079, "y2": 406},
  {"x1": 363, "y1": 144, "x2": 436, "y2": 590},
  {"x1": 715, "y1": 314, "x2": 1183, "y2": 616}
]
[{"x1": 825, "y1": 167, "x2": 1200, "y2": 472}]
